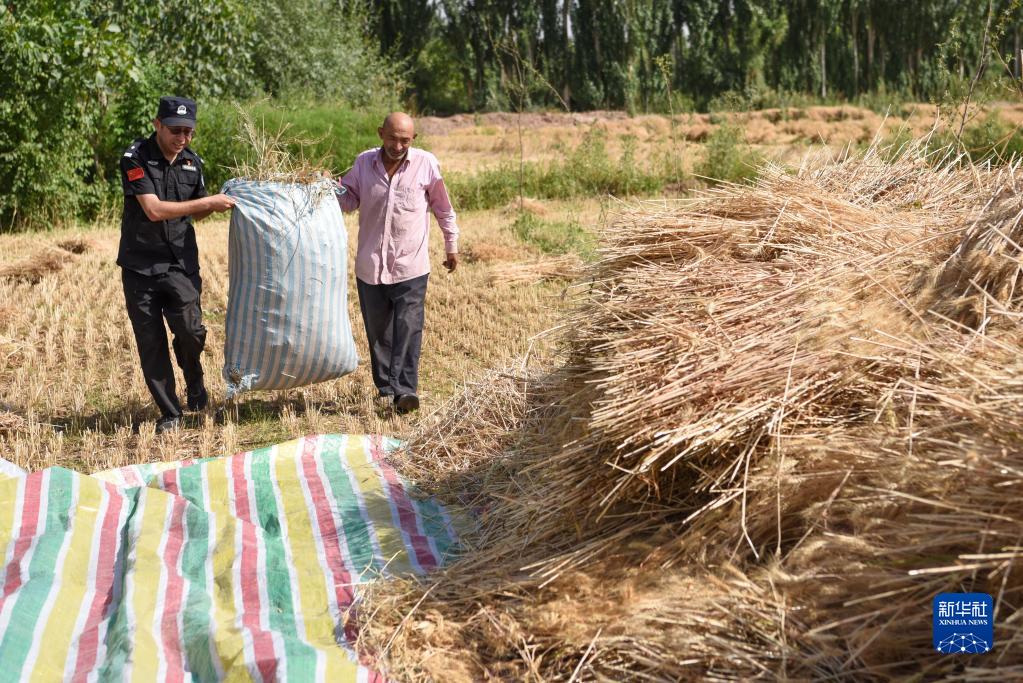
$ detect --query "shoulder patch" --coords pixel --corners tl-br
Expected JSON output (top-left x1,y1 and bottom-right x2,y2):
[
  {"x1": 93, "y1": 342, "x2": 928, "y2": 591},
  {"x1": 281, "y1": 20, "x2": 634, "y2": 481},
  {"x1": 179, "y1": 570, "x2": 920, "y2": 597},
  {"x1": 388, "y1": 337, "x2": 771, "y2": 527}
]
[
  {"x1": 127, "y1": 167, "x2": 145, "y2": 182},
  {"x1": 122, "y1": 140, "x2": 141, "y2": 155}
]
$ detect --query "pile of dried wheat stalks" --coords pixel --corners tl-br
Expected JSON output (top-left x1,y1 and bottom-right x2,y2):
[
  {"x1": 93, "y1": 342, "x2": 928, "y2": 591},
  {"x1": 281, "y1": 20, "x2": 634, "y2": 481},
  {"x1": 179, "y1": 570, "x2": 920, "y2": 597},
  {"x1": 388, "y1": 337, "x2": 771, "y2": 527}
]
[{"x1": 359, "y1": 142, "x2": 1023, "y2": 681}]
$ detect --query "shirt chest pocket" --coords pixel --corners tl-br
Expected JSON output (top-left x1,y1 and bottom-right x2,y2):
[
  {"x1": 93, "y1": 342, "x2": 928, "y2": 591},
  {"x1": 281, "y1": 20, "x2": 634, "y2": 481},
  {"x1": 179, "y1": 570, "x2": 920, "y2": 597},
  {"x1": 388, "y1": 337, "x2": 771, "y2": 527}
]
[
  {"x1": 146, "y1": 166, "x2": 166, "y2": 199},
  {"x1": 396, "y1": 185, "x2": 427, "y2": 211},
  {"x1": 169, "y1": 168, "x2": 199, "y2": 201}
]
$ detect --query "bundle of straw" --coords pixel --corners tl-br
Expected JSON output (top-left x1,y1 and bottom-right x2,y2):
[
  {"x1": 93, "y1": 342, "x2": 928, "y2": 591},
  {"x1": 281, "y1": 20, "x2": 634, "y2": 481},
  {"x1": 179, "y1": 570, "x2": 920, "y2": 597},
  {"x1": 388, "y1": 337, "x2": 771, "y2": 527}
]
[
  {"x1": 0, "y1": 250, "x2": 65, "y2": 284},
  {"x1": 226, "y1": 106, "x2": 336, "y2": 206},
  {"x1": 359, "y1": 141, "x2": 1023, "y2": 681}
]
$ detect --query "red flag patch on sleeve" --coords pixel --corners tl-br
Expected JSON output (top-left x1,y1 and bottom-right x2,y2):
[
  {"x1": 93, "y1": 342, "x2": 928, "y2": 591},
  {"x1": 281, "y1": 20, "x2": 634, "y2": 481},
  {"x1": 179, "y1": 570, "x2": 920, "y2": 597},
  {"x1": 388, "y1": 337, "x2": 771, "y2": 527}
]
[{"x1": 126, "y1": 167, "x2": 145, "y2": 182}]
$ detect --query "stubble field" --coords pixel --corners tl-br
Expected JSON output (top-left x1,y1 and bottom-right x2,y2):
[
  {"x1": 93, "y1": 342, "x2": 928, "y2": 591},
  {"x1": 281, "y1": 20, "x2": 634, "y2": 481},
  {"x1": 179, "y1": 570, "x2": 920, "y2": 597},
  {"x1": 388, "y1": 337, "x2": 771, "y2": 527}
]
[
  {"x1": 4, "y1": 101, "x2": 1020, "y2": 474},
  {"x1": 0, "y1": 197, "x2": 601, "y2": 473}
]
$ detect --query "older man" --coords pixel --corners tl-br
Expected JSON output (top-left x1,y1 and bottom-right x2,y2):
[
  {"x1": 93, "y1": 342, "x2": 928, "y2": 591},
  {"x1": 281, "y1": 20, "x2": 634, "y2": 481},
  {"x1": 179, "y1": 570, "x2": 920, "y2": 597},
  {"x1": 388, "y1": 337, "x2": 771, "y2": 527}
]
[{"x1": 337, "y1": 112, "x2": 458, "y2": 414}]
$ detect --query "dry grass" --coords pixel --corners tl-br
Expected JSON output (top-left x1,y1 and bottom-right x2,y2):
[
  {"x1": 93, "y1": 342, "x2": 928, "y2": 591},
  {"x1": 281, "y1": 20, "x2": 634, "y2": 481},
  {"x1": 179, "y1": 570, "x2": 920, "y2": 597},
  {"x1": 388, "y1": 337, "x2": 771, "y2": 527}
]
[
  {"x1": 500, "y1": 197, "x2": 549, "y2": 217},
  {"x1": 460, "y1": 241, "x2": 518, "y2": 264},
  {"x1": 357, "y1": 141, "x2": 1023, "y2": 681},
  {"x1": 488, "y1": 254, "x2": 583, "y2": 285},
  {"x1": 0, "y1": 249, "x2": 66, "y2": 284},
  {"x1": 0, "y1": 199, "x2": 600, "y2": 472},
  {"x1": 55, "y1": 237, "x2": 92, "y2": 254},
  {"x1": 228, "y1": 106, "x2": 333, "y2": 186}
]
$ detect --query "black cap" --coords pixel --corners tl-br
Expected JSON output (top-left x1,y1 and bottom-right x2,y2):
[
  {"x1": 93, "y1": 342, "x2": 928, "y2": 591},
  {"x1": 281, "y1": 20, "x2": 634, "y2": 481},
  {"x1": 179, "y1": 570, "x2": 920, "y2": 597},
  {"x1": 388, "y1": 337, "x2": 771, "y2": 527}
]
[{"x1": 157, "y1": 96, "x2": 197, "y2": 127}]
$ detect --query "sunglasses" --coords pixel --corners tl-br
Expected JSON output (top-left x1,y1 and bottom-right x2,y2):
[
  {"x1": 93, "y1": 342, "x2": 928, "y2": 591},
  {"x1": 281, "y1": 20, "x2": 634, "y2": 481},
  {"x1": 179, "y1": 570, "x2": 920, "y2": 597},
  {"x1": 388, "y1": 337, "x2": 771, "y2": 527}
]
[{"x1": 165, "y1": 126, "x2": 195, "y2": 138}]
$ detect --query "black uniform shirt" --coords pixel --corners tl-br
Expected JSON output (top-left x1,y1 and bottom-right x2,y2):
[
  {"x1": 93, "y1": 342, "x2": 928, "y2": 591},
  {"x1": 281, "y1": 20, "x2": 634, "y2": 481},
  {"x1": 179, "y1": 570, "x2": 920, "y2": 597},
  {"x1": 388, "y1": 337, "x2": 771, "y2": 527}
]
[{"x1": 117, "y1": 134, "x2": 208, "y2": 276}]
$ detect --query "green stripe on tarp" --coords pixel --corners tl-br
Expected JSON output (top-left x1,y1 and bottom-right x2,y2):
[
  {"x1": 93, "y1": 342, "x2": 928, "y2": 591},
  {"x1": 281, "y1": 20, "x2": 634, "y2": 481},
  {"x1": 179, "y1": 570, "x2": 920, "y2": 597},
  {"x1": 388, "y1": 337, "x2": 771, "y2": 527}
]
[
  {"x1": 250, "y1": 445, "x2": 318, "y2": 680},
  {"x1": 95, "y1": 485, "x2": 143, "y2": 682},
  {"x1": 0, "y1": 468, "x2": 74, "y2": 680},
  {"x1": 320, "y1": 436, "x2": 377, "y2": 577},
  {"x1": 411, "y1": 495, "x2": 458, "y2": 563},
  {"x1": 178, "y1": 465, "x2": 220, "y2": 681}
]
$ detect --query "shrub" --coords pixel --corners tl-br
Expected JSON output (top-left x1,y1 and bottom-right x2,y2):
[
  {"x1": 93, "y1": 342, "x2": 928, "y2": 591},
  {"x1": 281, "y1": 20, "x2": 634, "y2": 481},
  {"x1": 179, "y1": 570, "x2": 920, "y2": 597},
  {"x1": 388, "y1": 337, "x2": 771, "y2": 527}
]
[
  {"x1": 880, "y1": 113, "x2": 1023, "y2": 166},
  {"x1": 1, "y1": 0, "x2": 400, "y2": 230},
  {"x1": 194, "y1": 100, "x2": 386, "y2": 191},
  {"x1": 958, "y1": 112, "x2": 1023, "y2": 163},
  {"x1": 695, "y1": 120, "x2": 763, "y2": 184},
  {"x1": 0, "y1": 3, "x2": 144, "y2": 229}
]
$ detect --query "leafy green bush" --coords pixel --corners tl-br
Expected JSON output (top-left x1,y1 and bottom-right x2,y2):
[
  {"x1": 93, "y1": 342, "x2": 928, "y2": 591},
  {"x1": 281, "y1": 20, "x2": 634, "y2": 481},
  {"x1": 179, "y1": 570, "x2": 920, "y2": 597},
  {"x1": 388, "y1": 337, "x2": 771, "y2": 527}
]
[
  {"x1": 880, "y1": 113, "x2": 1023, "y2": 165},
  {"x1": 958, "y1": 113, "x2": 1023, "y2": 163},
  {"x1": 103, "y1": 0, "x2": 256, "y2": 100},
  {"x1": 1, "y1": 0, "x2": 400, "y2": 230},
  {"x1": 0, "y1": 2, "x2": 147, "y2": 229},
  {"x1": 245, "y1": 0, "x2": 402, "y2": 104},
  {"x1": 695, "y1": 120, "x2": 763, "y2": 184}
]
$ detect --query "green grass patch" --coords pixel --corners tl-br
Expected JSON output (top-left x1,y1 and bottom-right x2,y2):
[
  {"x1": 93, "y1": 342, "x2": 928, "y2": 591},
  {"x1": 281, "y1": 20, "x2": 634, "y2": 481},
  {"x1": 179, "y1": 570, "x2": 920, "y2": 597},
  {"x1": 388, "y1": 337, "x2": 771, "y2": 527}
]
[
  {"x1": 448, "y1": 129, "x2": 676, "y2": 211},
  {"x1": 511, "y1": 213, "x2": 594, "y2": 256}
]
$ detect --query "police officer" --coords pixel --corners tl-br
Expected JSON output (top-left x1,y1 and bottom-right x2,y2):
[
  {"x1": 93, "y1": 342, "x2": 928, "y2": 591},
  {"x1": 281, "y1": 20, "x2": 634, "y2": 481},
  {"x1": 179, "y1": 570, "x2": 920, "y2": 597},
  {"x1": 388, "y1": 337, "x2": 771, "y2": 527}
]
[{"x1": 118, "y1": 96, "x2": 235, "y2": 434}]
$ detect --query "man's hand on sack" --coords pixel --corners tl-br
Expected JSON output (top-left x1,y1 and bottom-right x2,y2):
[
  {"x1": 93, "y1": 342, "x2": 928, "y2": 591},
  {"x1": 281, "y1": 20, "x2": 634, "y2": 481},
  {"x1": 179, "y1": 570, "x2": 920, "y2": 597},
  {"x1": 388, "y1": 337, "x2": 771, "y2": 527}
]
[{"x1": 206, "y1": 194, "x2": 236, "y2": 212}]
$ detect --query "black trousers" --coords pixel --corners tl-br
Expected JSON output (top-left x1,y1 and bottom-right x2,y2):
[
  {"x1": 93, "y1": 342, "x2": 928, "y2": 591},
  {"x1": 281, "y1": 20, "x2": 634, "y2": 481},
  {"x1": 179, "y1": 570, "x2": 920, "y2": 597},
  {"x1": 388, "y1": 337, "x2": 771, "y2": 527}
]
[
  {"x1": 122, "y1": 268, "x2": 207, "y2": 418},
  {"x1": 356, "y1": 274, "x2": 428, "y2": 398}
]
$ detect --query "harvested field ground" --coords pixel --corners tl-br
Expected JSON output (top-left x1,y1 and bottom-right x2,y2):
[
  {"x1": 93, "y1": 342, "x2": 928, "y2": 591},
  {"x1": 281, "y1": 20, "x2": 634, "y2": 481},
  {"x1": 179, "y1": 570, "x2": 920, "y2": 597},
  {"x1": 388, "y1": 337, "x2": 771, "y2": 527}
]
[
  {"x1": 420, "y1": 101, "x2": 1023, "y2": 174},
  {"x1": 0, "y1": 199, "x2": 601, "y2": 472}
]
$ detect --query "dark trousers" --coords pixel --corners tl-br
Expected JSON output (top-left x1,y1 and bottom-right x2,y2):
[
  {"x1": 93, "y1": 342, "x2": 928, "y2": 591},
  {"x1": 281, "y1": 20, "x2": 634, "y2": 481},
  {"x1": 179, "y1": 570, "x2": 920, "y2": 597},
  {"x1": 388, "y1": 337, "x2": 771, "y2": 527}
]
[
  {"x1": 122, "y1": 268, "x2": 207, "y2": 418},
  {"x1": 356, "y1": 274, "x2": 428, "y2": 398}
]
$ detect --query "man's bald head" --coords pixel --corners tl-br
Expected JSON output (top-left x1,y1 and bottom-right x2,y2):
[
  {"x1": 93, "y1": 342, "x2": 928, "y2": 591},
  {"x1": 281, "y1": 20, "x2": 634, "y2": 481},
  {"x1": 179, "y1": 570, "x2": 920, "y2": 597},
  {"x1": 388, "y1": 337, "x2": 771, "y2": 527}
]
[
  {"x1": 382, "y1": 112, "x2": 415, "y2": 134},
  {"x1": 378, "y1": 112, "x2": 417, "y2": 162}
]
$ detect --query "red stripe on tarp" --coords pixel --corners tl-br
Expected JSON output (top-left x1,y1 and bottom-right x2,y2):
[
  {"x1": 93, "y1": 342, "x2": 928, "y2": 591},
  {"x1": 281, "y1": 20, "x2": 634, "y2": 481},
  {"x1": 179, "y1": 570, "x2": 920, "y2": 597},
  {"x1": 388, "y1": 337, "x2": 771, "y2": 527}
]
[
  {"x1": 123, "y1": 465, "x2": 144, "y2": 488},
  {"x1": 1, "y1": 471, "x2": 44, "y2": 602},
  {"x1": 231, "y1": 453, "x2": 278, "y2": 682},
  {"x1": 160, "y1": 468, "x2": 181, "y2": 497},
  {"x1": 160, "y1": 480, "x2": 187, "y2": 682},
  {"x1": 70, "y1": 485, "x2": 124, "y2": 682},
  {"x1": 299, "y1": 438, "x2": 355, "y2": 610},
  {"x1": 368, "y1": 437, "x2": 437, "y2": 572}
]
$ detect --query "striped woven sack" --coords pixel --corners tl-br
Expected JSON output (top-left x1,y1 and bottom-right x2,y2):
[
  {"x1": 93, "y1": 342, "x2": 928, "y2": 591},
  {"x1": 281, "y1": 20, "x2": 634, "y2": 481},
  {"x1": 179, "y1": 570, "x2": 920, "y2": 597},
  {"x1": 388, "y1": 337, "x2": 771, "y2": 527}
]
[{"x1": 221, "y1": 179, "x2": 358, "y2": 397}]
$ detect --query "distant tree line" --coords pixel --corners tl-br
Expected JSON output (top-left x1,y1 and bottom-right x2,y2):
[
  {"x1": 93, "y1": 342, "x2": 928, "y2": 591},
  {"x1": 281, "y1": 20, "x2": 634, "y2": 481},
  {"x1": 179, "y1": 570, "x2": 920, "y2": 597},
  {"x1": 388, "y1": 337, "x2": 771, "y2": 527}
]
[
  {"x1": 377, "y1": 0, "x2": 1023, "y2": 113},
  {"x1": 4, "y1": 0, "x2": 1023, "y2": 229}
]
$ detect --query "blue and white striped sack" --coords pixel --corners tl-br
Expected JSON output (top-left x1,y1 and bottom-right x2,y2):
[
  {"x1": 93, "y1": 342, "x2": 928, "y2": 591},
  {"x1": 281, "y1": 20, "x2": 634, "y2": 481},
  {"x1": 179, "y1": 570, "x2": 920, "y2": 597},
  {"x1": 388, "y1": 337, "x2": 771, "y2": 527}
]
[{"x1": 220, "y1": 179, "x2": 358, "y2": 398}]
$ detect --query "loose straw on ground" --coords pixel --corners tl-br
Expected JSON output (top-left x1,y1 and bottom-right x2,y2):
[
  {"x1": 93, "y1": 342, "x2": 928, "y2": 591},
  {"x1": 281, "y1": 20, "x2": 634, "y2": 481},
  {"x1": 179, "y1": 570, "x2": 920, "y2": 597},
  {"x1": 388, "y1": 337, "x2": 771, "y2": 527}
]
[{"x1": 358, "y1": 139, "x2": 1023, "y2": 682}]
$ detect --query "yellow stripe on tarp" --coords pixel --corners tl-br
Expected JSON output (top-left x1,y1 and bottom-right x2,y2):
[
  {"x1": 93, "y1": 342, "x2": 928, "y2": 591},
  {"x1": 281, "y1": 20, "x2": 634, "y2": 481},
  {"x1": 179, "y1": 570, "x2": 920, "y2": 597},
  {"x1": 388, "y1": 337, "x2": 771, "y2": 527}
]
[
  {"x1": 0, "y1": 474, "x2": 21, "y2": 547},
  {"x1": 31, "y1": 479, "x2": 103, "y2": 682},
  {"x1": 345, "y1": 437, "x2": 413, "y2": 576},
  {"x1": 205, "y1": 453, "x2": 251, "y2": 679},
  {"x1": 128, "y1": 490, "x2": 174, "y2": 683},
  {"x1": 274, "y1": 439, "x2": 360, "y2": 680}
]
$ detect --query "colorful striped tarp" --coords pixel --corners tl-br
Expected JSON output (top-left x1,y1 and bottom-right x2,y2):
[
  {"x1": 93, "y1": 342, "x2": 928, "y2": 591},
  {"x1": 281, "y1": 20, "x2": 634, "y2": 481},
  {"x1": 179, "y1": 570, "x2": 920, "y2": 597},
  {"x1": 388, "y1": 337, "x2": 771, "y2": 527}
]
[
  {"x1": 221, "y1": 179, "x2": 359, "y2": 398},
  {"x1": 0, "y1": 435, "x2": 459, "y2": 682}
]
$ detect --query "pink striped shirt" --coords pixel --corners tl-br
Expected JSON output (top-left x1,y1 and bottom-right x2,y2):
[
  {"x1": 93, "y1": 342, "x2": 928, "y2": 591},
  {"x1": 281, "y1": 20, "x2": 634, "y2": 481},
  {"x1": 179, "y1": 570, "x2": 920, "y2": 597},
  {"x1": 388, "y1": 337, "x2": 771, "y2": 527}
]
[{"x1": 338, "y1": 147, "x2": 459, "y2": 285}]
